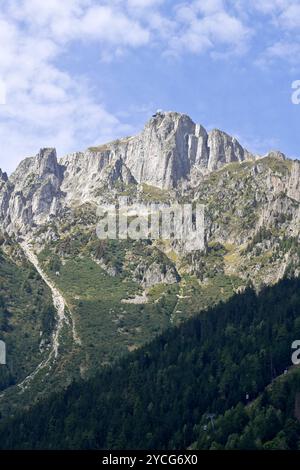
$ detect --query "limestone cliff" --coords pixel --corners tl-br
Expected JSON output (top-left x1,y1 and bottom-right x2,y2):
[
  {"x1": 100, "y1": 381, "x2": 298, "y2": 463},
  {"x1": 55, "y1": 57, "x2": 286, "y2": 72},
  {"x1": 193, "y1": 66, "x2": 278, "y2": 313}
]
[{"x1": 0, "y1": 111, "x2": 299, "y2": 245}]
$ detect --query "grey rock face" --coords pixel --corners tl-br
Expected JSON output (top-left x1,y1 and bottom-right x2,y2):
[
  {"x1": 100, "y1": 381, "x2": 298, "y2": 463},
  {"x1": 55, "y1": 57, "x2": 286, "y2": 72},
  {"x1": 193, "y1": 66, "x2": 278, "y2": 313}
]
[
  {"x1": 133, "y1": 261, "x2": 180, "y2": 288},
  {"x1": 60, "y1": 149, "x2": 136, "y2": 205},
  {"x1": 0, "y1": 170, "x2": 8, "y2": 215},
  {"x1": 288, "y1": 160, "x2": 300, "y2": 203},
  {"x1": 123, "y1": 112, "x2": 196, "y2": 188},
  {"x1": 36, "y1": 148, "x2": 62, "y2": 179},
  {"x1": 120, "y1": 112, "x2": 250, "y2": 187},
  {"x1": 266, "y1": 150, "x2": 286, "y2": 161},
  {"x1": 207, "y1": 129, "x2": 246, "y2": 171},
  {"x1": 0, "y1": 111, "x2": 299, "y2": 239},
  {"x1": 59, "y1": 111, "x2": 250, "y2": 193},
  {"x1": 0, "y1": 169, "x2": 8, "y2": 185},
  {"x1": 0, "y1": 148, "x2": 63, "y2": 235}
]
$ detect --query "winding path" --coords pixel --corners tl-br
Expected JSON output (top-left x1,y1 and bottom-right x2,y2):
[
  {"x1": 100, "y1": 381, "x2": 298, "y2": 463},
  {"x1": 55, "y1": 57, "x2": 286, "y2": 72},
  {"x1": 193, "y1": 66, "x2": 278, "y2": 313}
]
[{"x1": 16, "y1": 242, "x2": 80, "y2": 391}]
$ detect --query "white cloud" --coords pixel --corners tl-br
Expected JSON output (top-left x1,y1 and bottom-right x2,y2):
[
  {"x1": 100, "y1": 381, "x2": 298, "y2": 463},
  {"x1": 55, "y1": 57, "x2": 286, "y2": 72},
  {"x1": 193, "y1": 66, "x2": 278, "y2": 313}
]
[
  {"x1": 248, "y1": 0, "x2": 300, "y2": 29},
  {"x1": 220, "y1": 0, "x2": 299, "y2": 67},
  {"x1": 0, "y1": 0, "x2": 299, "y2": 174},
  {"x1": 127, "y1": 0, "x2": 163, "y2": 8},
  {"x1": 168, "y1": 1, "x2": 251, "y2": 56},
  {"x1": 279, "y1": 4, "x2": 300, "y2": 29},
  {"x1": 8, "y1": 0, "x2": 150, "y2": 48},
  {"x1": 79, "y1": 5, "x2": 150, "y2": 46},
  {"x1": 249, "y1": 0, "x2": 294, "y2": 15},
  {"x1": 258, "y1": 40, "x2": 300, "y2": 66},
  {"x1": 247, "y1": 0, "x2": 300, "y2": 64},
  {"x1": 195, "y1": 0, "x2": 225, "y2": 15},
  {"x1": 0, "y1": 1, "x2": 150, "y2": 173}
]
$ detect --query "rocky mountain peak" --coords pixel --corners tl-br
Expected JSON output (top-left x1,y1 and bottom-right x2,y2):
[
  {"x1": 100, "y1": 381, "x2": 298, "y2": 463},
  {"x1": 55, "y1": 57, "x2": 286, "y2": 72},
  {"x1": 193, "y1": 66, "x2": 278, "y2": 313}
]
[
  {"x1": 265, "y1": 150, "x2": 286, "y2": 161},
  {"x1": 55, "y1": 112, "x2": 257, "y2": 193},
  {"x1": 0, "y1": 169, "x2": 8, "y2": 183},
  {"x1": 0, "y1": 148, "x2": 64, "y2": 235},
  {"x1": 146, "y1": 110, "x2": 195, "y2": 134},
  {"x1": 120, "y1": 111, "x2": 251, "y2": 188},
  {"x1": 207, "y1": 128, "x2": 247, "y2": 171},
  {"x1": 0, "y1": 111, "x2": 299, "y2": 239},
  {"x1": 36, "y1": 148, "x2": 61, "y2": 179}
]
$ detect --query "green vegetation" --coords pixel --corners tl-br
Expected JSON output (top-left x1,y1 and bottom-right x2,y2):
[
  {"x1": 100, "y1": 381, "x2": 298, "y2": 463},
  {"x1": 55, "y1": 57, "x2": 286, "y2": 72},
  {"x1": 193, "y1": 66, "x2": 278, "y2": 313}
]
[
  {"x1": 38, "y1": 243, "x2": 179, "y2": 375},
  {"x1": 0, "y1": 247, "x2": 53, "y2": 392},
  {"x1": 262, "y1": 156, "x2": 293, "y2": 174},
  {"x1": 88, "y1": 137, "x2": 131, "y2": 153},
  {"x1": 194, "y1": 368, "x2": 300, "y2": 450},
  {"x1": 140, "y1": 184, "x2": 173, "y2": 203},
  {"x1": 1, "y1": 277, "x2": 299, "y2": 449},
  {"x1": 0, "y1": 154, "x2": 298, "y2": 430}
]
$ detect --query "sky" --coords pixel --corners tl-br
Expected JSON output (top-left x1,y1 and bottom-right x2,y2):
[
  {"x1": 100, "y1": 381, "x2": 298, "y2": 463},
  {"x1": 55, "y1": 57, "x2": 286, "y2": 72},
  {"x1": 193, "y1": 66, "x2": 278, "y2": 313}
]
[{"x1": 0, "y1": 0, "x2": 300, "y2": 174}]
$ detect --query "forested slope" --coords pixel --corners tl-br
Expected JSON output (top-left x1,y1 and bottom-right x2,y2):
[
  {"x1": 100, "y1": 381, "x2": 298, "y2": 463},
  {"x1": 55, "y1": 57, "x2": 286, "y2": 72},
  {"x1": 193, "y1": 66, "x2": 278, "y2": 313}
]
[
  {"x1": 193, "y1": 366, "x2": 300, "y2": 450},
  {"x1": 0, "y1": 277, "x2": 300, "y2": 449},
  {"x1": 0, "y1": 243, "x2": 54, "y2": 393}
]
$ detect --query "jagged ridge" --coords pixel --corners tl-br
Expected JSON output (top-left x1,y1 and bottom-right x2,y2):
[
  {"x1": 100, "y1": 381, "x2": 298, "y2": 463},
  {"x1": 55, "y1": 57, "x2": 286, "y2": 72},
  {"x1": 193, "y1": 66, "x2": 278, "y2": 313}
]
[{"x1": 0, "y1": 111, "x2": 299, "y2": 237}]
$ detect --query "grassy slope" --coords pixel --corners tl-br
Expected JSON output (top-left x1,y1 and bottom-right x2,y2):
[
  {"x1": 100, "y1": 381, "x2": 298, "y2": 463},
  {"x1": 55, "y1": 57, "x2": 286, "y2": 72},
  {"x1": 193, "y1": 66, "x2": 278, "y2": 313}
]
[
  {"x1": 0, "y1": 246, "x2": 53, "y2": 393},
  {"x1": 38, "y1": 239, "x2": 180, "y2": 378}
]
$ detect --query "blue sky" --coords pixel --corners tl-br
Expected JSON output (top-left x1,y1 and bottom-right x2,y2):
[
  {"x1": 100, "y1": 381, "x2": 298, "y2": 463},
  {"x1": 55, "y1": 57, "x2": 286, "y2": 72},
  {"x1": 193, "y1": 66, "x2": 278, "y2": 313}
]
[{"x1": 0, "y1": 0, "x2": 300, "y2": 174}]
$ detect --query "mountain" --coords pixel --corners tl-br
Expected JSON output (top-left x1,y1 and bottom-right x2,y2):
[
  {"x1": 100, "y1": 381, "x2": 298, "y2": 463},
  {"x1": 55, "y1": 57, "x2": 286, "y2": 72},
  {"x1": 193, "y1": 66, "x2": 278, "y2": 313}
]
[
  {"x1": 0, "y1": 111, "x2": 299, "y2": 237},
  {"x1": 0, "y1": 111, "x2": 299, "y2": 418},
  {"x1": 0, "y1": 111, "x2": 256, "y2": 235},
  {"x1": 0, "y1": 111, "x2": 299, "y2": 239}
]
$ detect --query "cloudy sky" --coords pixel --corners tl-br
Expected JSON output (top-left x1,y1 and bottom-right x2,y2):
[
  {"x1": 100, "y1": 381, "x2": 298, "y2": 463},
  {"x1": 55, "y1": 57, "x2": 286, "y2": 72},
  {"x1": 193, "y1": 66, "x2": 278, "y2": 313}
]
[{"x1": 0, "y1": 0, "x2": 300, "y2": 173}]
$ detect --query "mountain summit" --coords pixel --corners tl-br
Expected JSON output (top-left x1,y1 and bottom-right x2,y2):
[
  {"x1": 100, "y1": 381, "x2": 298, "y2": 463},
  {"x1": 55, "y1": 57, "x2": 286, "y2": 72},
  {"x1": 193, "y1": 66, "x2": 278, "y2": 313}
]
[
  {"x1": 1, "y1": 111, "x2": 298, "y2": 237},
  {"x1": 0, "y1": 111, "x2": 299, "y2": 419}
]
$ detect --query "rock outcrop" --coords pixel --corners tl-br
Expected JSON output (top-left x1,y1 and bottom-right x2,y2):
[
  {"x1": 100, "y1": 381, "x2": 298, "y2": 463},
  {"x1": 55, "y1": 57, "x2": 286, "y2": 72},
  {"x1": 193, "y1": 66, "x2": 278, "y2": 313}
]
[
  {"x1": 265, "y1": 150, "x2": 286, "y2": 161},
  {"x1": 0, "y1": 111, "x2": 299, "y2": 239},
  {"x1": 288, "y1": 160, "x2": 300, "y2": 203},
  {"x1": 60, "y1": 111, "x2": 254, "y2": 194},
  {"x1": 207, "y1": 129, "x2": 246, "y2": 171},
  {"x1": 0, "y1": 149, "x2": 63, "y2": 234},
  {"x1": 0, "y1": 169, "x2": 8, "y2": 185},
  {"x1": 133, "y1": 261, "x2": 180, "y2": 288}
]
